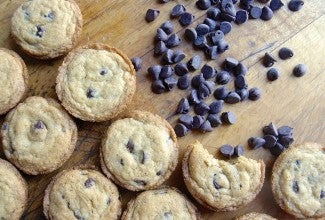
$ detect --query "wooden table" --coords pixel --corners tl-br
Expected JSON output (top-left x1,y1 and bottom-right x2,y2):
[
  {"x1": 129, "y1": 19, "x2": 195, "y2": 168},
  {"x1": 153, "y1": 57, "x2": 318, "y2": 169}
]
[{"x1": 0, "y1": 0, "x2": 324, "y2": 219}]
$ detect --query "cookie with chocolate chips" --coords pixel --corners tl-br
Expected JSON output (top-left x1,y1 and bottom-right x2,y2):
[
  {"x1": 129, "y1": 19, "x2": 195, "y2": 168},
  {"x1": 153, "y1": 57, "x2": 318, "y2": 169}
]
[
  {"x1": 11, "y1": 0, "x2": 82, "y2": 59},
  {"x1": 1, "y1": 96, "x2": 77, "y2": 175},
  {"x1": 121, "y1": 187, "x2": 199, "y2": 219},
  {"x1": 43, "y1": 168, "x2": 121, "y2": 220},
  {"x1": 271, "y1": 142, "x2": 325, "y2": 218},
  {"x1": 236, "y1": 212, "x2": 277, "y2": 220},
  {"x1": 56, "y1": 43, "x2": 136, "y2": 121},
  {"x1": 182, "y1": 141, "x2": 265, "y2": 211},
  {"x1": 101, "y1": 110, "x2": 179, "y2": 191}
]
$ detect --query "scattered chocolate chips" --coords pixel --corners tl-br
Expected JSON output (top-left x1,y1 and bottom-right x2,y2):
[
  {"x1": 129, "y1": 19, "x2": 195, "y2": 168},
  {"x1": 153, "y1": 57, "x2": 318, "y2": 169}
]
[
  {"x1": 177, "y1": 74, "x2": 190, "y2": 90},
  {"x1": 192, "y1": 115, "x2": 205, "y2": 129},
  {"x1": 240, "y1": 0, "x2": 254, "y2": 10},
  {"x1": 293, "y1": 64, "x2": 307, "y2": 77},
  {"x1": 221, "y1": 111, "x2": 236, "y2": 124},
  {"x1": 292, "y1": 181, "x2": 299, "y2": 193},
  {"x1": 211, "y1": 30, "x2": 225, "y2": 44},
  {"x1": 176, "y1": 98, "x2": 190, "y2": 114},
  {"x1": 224, "y1": 57, "x2": 239, "y2": 70},
  {"x1": 249, "y1": 6, "x2": 262, "y2": 19},
  {"x1": 207, "y1": 114, "x2": 222, "y2": 127},
  {"x1": 36, "y1": 25, "x2": 45, "y2": 38},
  {"x1": 234, "y1": 63, "x2": 248, "y2": 76},
  {"x1": 196, "y1": 23, "x2": 210, "y2": 36},
  {"x1": 220, "y1": 21, "x2": 232, "y2": 35},
  {"x1": 234, "y1": 145, "x2": 245, "y2": 156},
  {"x1": 209, "y1": 100, "x2": 224, "y2": 114},
  {"x1": 263, "y1": 52, "x2": 277, "y2": 67},
  {"x1": 261, "y1": 6, "x2": 274, "y2": 21},
  {"x1": 248, "y1": 87, "x2": 262, "y2": 101},
  {"x1": 174, "y1": 123, "x2": 189, "y2": 137},
  {"x1": 148, "y1": 65, "x2": 161, "y2": 80},
  {"x1": 207, "y1": 7, "x2": 221, "y2": 20},
  {"x1": 278, "y1": 135, "x2": 294, "y2": 147},
  {"x1": 194, "y1": 102, "x2": 210, "y2": 115},
  {"x1": 225, "y1": 91, "x2": 241, "y2": 104},
  {"x1": 175, "y1": 62, "x2": 189, "y2": 76},
  {"x1": 151, "y1": 80, "x2": 166, "y2": 94},
  {"x1": 278, "y1": 125, "x2": 293, "y2": 137},
  {"x1": 267, "y1": 68, "x2": 280, "y2": 81},
  {"x1": 179, "y1": 114, "x2": 193, "y2": 129},
  {"x1": 279, "y1": 47, "x2": 294, "y2": 60},
  {"x1": 235, "y1": 10, "x2": 249, "y2": 24},
  {"x1": 288, "y1": 0, "x2": 304, "y2": 12},
  {"x1": 134, "y1": 180, "x2": 147, "y2": 186},
  {"x1": 34, "y1": 120, "x2": 45, "y2": 129},
  {"x1": 191, "y1": 74, "x2": 205, "y2": 88},
  {"x1": 163, "y1": 76, "x2": 177, "y2": 91},
  {"x1": 217, "y1": 39, "x2": 230, "y2": 53},
  {"x1": 236, "y1": 88, "x2": 249, "y2": 101},
  {"x1": 156, "y1": 28, "x2": 168, "y2": 42},
  {"x1": 131, "y1": 57, "x2": 142, "y2": 71},
  {"x1": 154, "y1": 41, "x2": 167, "y2": 56},
  {"x1": 201, "y1": 64, "x2": 216, "y2": 79},
  {"x1": 196, "y1": 0, "x2": 211, "y2": 10},
  {"x1": 146, "y1": 9, "x2": 160, "y2": 22},
  {"x1": 171, "y1": 4, "x2": 186, "y2": 18},
  {"x1": 263, "y1": 135, "x2": 277, "y2": 148},
  {"x1": 263, "y1": 122, "x2": 278, "y2": 136},
  {"x1": 269, "y1": 0, "x2": 284, "y2": 11},
  {"x1": 234, "y1": 75, "x2": 248, "y2": 89},
  {"x1": 220, "y1": 144, "x2": 234, "y2": 158},
  {"x1": 204, "y1": 18, "x2": 217, "y2": 30},
  {"x1": 126, "y1": 140, "x2": 135, "y2": 153},
  {"x1": 216, "y1": 71, "x2": 231, "y2": 85},
  {"x1": 270, "y1": 142, "x2": 285, "y2": 156},
  {"x1": 214, "y1": 86, "x2": 228, "y2": 100},
  {"x1": 248, "y1": 137, "x2": 266, "y2": 149},
  {"x1": 84, "y1": 178, "x2": 95, "y2": 188},
  {"x1": 188, "y1": 55, "x2": 202, "y2": 70},
  {"x1": 200, "y1": 120, "x2": 213, "y2": 132},
  {"x1": 166, "y1": 33, "x2": 182, "y2": 48},
  {"x1": 172, "y1": 50, "x2": 186, "y2": 63},
  {"x1": 179, "y1": 12, "x2": 195, "y2": 26},
  {"x1": 189, "y1": 89, "x2": 201, "y2": 105},
  {"x1": 86, "y1": 88, "x2": 96, "y2": 98},
  {"x1": 160, "y1": 65, "x2": 174, "y2": 79}
]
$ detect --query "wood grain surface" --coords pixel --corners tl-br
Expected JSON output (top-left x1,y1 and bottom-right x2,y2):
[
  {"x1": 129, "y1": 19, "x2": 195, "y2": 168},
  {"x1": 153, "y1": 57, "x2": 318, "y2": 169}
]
[{"x1": 0, "y1": 0, "x2": 324, "y2": 219}]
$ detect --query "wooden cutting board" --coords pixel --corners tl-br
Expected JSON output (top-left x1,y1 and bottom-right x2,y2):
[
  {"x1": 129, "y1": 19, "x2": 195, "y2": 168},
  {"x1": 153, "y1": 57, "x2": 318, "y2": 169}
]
[{"x1": 0, "y1": 0, "x2": 324, "y2": 219}]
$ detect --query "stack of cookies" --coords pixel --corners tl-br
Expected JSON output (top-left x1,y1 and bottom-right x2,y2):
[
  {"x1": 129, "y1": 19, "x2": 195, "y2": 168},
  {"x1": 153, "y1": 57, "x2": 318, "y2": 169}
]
[{"x1": 0, "y1": 0, "x2": 324, "y2": 220}]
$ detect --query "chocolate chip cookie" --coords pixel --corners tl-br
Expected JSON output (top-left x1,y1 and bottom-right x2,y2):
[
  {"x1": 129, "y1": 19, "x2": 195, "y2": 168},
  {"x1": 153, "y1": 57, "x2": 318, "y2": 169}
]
[
  {"x1": 271, "y1": 142, "x2": 325, "y2": 218},
  {"x1": 121, "y1": 187, "x2": 199, "y2": 219},
  {"x1": 236, "y1": 212, "x2": 277, "y2": 220},
  {"x1": 0, "y1": 48, "x2": 28, "y2": 115},
  {"x1": 182, "y1": 140, "x2": 265, "y2": 211},
  {"x1": 11, "y1": 0, "x2": 82, "y2": 59},
  {"x1": 44, "y1": 167, "x2": 121, "y2": 220},
  {"x1": 56, "y1": 43, "x2": 136, "y2": 121},
  {"x1": 0, "y1": 158, "x2": 28, "y2": 220},
  {"x1": 101, "y1": 110, "x2": 178, "y2": 191},
  {"x1": 1, "y1": 96, "x2": 77, "y2": 175}
]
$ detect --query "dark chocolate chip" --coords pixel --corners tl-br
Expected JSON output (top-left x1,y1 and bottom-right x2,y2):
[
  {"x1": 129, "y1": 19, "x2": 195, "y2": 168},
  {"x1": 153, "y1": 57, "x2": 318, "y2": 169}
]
[
  {"x1": 176, "y1": 98, "x2": 190, "y2": 114},
  {"x1": 139, "y1": 150, "x2": 147, "y2": 164},
  {"x1": 240, "y1": 0, "x2": 254, "y2": 10},
  {"x1": 217, "y1": 39, "x2": 230, "y2": 53},
  {"x1": 146, "y1": 9, "x2": 160, "y2": 22},
  {"x1": 211, "y1": 30, "x2": 225, "y2": 44},
  {"x1": 171, "y1": 4, "x2": 186, "y2": 18},
  {"x1": 207, "y1": 114, "x2": 222, "y2": 127},
  {"x1": 193, "y1": 35, "x2": 208, "y2": 49},
  {"x1": 278, "y1": 135, "x2": 294, "y2": 147},
  {"x1": 188, "y1": 55, "x2": 202, "y2": 71},
  {"x1": 179, "y1": 114, "x2": 193, "y2": 129},
  {"x1": 198, "y1": 83, "x2": 211, "y2": 100},
  {"x1": 84, "y1": 178, "x2": 95, "y2": 188},
  {"x1": 248, "y1": 137, "x2": 266, "y2": 149},
  {"x1": 86, "y1": 88, "x2": 96, "y2": 98},
  {"x1": 249, "y1": 6, "x2": 262, "y2": 19},
  {"x1": 196, "y1": 24, "x2": 210, "y2": 36},
  {"x1": 73, "y1": 210, "x2": 84, "y2": 220},
  {"x1": 172, "y1": 50, "x2": 186, "y2": 63},
  {"x1": 156, "y1": 28, "x2": 168, "y2": 42},
  {"x1": 235, "y1": 88, "x2": 249, "y2": 101},
  {"x1": 207, "y1": 7, "x2": 221, "y2": 20},
  {"x1": 1, "y1": 123, "x2": 8, "y2": 130},
  {"x1": 235, "y1": 10, "x2": 249, "y2": 24},
  {"x1": 213, "y1": 176, "x2": 222, "y2": 189},
  {"x1": 261, "y1": 6, "x2": 274, "y2": 21},
  {"x1": 179, "y1": 12, "x2": 195, "y2": 26},
  {"x1": 154, "y1": 41, "x2": 167, "y2": 56},
  {"x1": 225, "y1": 91, "x2": 241, "y2": 104},
  {"x1": 263, "y1": 122, "x2": 278, "y2": 136},
  {"x1": 194, "y1": 102, "x2": 210, "y2": 116},
  {"x1": 184, "y1": 28, "x2": 198, "y2": 42},
  {"x1": 211, "y1": 0, "x2": 221, "y2": 5},
  {"x1": 191, "y1": 74, "x2": 205, "y2": 88},
  {"x1": 178, "y1": 74, "x2": 190, "y2": 90},
  {"x1": 220, "y1": 21, "x2": 232, "y2": 35},
  {"x1": 214, "y1": 86, "x2": 228, "y2": 100},
  {"x1": 126, "y1": 140, "x2": 135, "y2": 153},
  {"x1": 248, "y1": 87, "x2": 262, "y2": 101},
  {"x1": 148, "y1": 65, "x2": 162, "y2": 80},
  {"x1": 151, "y1": 80, "x2": 166, "y2": 94},
  {"x1": 224, "y1": 57, "x2": 239, "y2": 70},
  {"x1": 175, "y1": 62, "x2": 189, "y2": 76},
  {"x1": 46, "y1": 11, "x2": 55, "y2": 20},
  {"x1": 134, "y1": 180, "x2": 147, "y2": 186},
  {"x1": 160, "y1": 65, "x2": 174, "y2": 79},
  {"x1": 269, "y1": 0, "x2": 284, "y2": 11},
  {"x1": 288, "y1": 0, "x2": 304, "y2": 11},
  {"x1": 221, "y1": 0, "x2": 236, "y2": 16},
  {"x1": 292, "y1": 181, "x2": 299, "y2": 193},
  {"x1": 201, "y1": 64, "x2": 216, "y2": 79},
  {"x1": 220, "y1": 144, "x2": 234, "y2": 158},
  {"x1": 270, "y1": 142, "x2": 285, "y2": 156},
  {"x1": 234, "y1": 75, "x2": 248, "y2": 89},
  {"x1": 163, "y1": 76, "x2": 177, "y2": 91},
  {"x1": 209, "y1": 100, "x2": 224, "y2": 114},
  {"x1": 278, "y1": 126, "x2": 293, "y2": 137},
  {"x1": 263, "y1": 52, "x2": 277, "y2": 67},
  {"x1": 162, "y1": 49, "x2": 174, "y2": 64},
  {"x1": 206, "y1": 46, "x2": 219, "y2": 60},
  {"x1": 100, "y1": 67, "x2": 109, "y2": 75},
  {"x1": 216, "y1": 71, "x2": 231, "y2": 85},
  {"x1": 120, "y1": 159, "x2": 124, "y2": 166},
  {"x1": 107, "y1": 197, "x2": 111, "y2": 205},
  {"x1": 221, "y1": 111, "x2": 236, "y2": 124},
  {"x1": 293, "y1": 64, "x2": 307, "y2": 77},
  {"x1": 320, "y1": 190, "x2": 325, "y2": 199},
  {"x1": 192, "y1": 115, "x2": 205, "y2": 129},
  {"x1": 188, "y1": 90, "x2": 201, "y2": 105},
  {"x1": 160, "y1": 0, "x2": 170, "y2": 3},
  {"x1": 166, "y1": 33, "x2": 182, "y2": 48},
  {"x1": 156, "y1": 171, "x2": 162, "y2": 176},
  {"x1": 36, "y1": 25, "x2": 45, "y2": 38},
  {"x1": 200, "y1": 120, "x2": 213, "y2": 132},
  {"x1": 196, "y1": 0, "x2": 211, "y2": 10},
  {"x1": 164, "y1": 211, "x2": 173, "y2": 219},
  {"x1": 131, "y1": 57, "x2": 142, "y2": 71},
  {"x1": 34, "y1": 120, "x2": 45, "y2": 129},
  {"x1": 279, "y1": 47, "x2": 294, "y2": 60},
  {"x1": 267, "y1": 68, "x2": 280, "y2": 81},
  {"x1": 263, "y1": 135, "x2": 277, "y2": 148},
  {"x1": 174, "y1": 123, "x2": 189, "y2": 137},
  {"x1": 204, "y1": 18, "x2": 217, "y2": 31},
  {"x1": 234, "y1": 145, "x2": 245, "y2": 156}
]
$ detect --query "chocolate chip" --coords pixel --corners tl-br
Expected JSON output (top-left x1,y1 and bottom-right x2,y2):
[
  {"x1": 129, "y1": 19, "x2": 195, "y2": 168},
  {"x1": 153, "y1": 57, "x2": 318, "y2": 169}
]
[
  {"x1": 156, "y1": 171, "x2": 162, "y2": 176},
  {"x1": 107, "y1": 197, "x2": 111, "y2": 205},
  {"x1": 269, "y1": 0, "x2": 284, "y2": 11},
  {"x1": 156, "y1": 28, "x2": 168, "y2": 42},
  {"x1": 235, "y1": 88, "x2": 249, "y2": 101},
  {"x1": 234, "y1": 75, "x2": 248, "y2": 89},
  {"x1": 192, "y1": 115, "x2": 205, "y2": 129},
  {"x1": 200, "y1": 120, "x2": 213, "y2": 132},
  {"x1": 288, "y1": 0, "x2": 304, "y2": 11},
  {"x1": 188, "y1": 90, "x2": 201, "y2": 105},
  {"x1": 179, "y1": 12, "x2": 195, "y2": 26},
  {"x1": 214, "y1": 86, "x2": 228, "y2": 100},
  {"x1": 220, "y1": 144, "x2": 234, "y2": 158},
  {"x1": 278, "y1": 126, "x2": 293, "y2": 137},
  {"x1": 134, "y1": 180, "x2": 147, "y2": 186},
  {"x1": 185, "y1": 28, "x2": 198, "y2": 42},
  {"x1": 196, "y1": 0, "x2": 211, "y2": 10},
  {"x1": 176, "y1": 98, "x2": 190, "y2": 114},
  {"x1": 196, "y1": 24, "x2": 210, "y2": 36},
  {"x1": 248, "y1": 137, "x2": 266, "y2": 149},
  {"x1": 235, "y1": 10, "x2": 249, "y2": 24},
  {"x1": 216, "y1": 71, "x2": 231, "y2": 85},
  {"x1": 293, "y1": 64, "x2": 307, "y2": 77},
  {"x1": 86, "y1": 88, "x2": 96, "y2": 98},
  {"x1": 175, "y1": 62, "x2": 189, "y2": 76},
  {"x1": 154, "y1": 41, "x2": 167, "y2": 56},
  {"x1": 270, "y1": 142, "x2": 285, "y2": 156},
  {"x1": 47, "y1": 11, "x2": 55, "y2": 20},
  {"x1": 240, "y1": 0, "x2": 254, "y2": 10},
  {"x1": 194, "y1": 102, "x2": 210, "y2": 116},
  {"x1": 279, "y1": 47, "x2": 294, "y2": 60},
  {"x1": 206, "y1": 46, "x2": 219, "y2": 60},
  {"x1": 278, "y1": 135, "x2": 294, "y2": 147},
  {"x1": 194, "y1": 35, "x2": 208, "y2": 49},
  {"x1": 263, "y1": 135, "x2": 277, "y2": 148},
  {"x1": 248, "y1": 87, "x2": 262, "y2": 101},
  {"x1": 250, "y1": 7, "x2": 262, "y2": 19},
  {"x1": 213, "y1": 176, "x2": 222, "y2": 189},
  {"x1": 207, "y1": 7, "x2": 221, "y2": 20},
  {"x1": 1, "y1": 123, "x2": 8, "y2": 130},
  {"x1": 188, "y1": 55, "x2": 202, "y2": 71},
  {"x1": 179, "y1": 114, "x2": 193, "y2": 129},
  {"x1": 73, "y1": 210, "x2": 84, "y2": 220},
  {"x1": 139, "y1": 150, "x2": 147, "y2": 164},
  {"x1": 263, "y1": 52, "x2": 277, "y2": 67},
  {"x1": 224, "y1": 57, "x2": 239, "y2": 70},
  {"x1": 198, "y1": 83, "x2": 211, "y2": 100},
  {"x1": 166, "y1": 33, "x2": 182, "y2": 48},
  {"x1": 261, "y1": 6, "x2": 274, "y2": 21},
  {"x1": 100, "y1": 67, "x2": 109, "y2": 75},
  {"x1": 36, "y1": 25, "x2": 45, "y2": 38},
  {"x1": 263, "y1": 122, "x2": 278, "y2": 136},
  {"x1": 160, "y1": 21, "x2": 174, "y2": 34},
  {"x1": 234, "y1": 145, "x2": 245, "y2": 156},
  {"x1": 211, "y1": 30, "x2": 225, "y2": 44},
  {"x1": 146, "y1": 9, "x2": 160, "y2": 22},
  {"x1": 34, "y1": 120, "x2": 45, "y2": 129},
  {"x1": 292, "y1": 181, "x2": 299, "y2": 193},
  {"x1": 174, "y1": 123, "x2": 189, "y2": 137},
  {"x1": 209, "y1": 100, "x2": 224, "y2": 114},
  {"x1": 148, "y1": 65, "x2": 162, "y2": 80},
  {"x1": 160, "y1": 0, "x2": 170, "y2": 3},
  {"x1": 320, "y1": 190, "x2": 325, "y2": 199},
  {"x1": 152, "y1": 80, "x2": 166, "y2": 94},
  {"x1": 221, "y1": 0, "x2": 236, "y2": 16},
  {"x1": 160, "y1": 65, "x2": 174, "y2": 79},
  {"x1": 84, "y1": 178, "x2": 95, "y2": 188},
  {"x1": 201, "y1": 64, "x2": 216, "y2": 79},
  {"x1": 225, "y1": 91, "x2": 241, "y2": 104},
  {"x1": 126, "y1": 140, "x2": 135, "y2": 153},
  {"x1": 178, "y1": 74, "x2": 190, "y2": 90},
  {"x1": 217, "y1": 39, "x2": 230, "y2": 53},
  {"x1": 204, "y1": 18, "x2": 217, "y2": 31},
  {"x1": 220, "y1": 21, "x2": 232, "y2": 35},
  {"x1": 191, "y1": 74, "x2": 205, "y2": 89},
  {"x1": 164, "y1": 211, "x2": 173, "y2": 219},
  {"x1": 267, "y1": 68, "x2": 280, "y2": 81},
  {"x1": 131, "y1": 57, "x2": 142, "y2": 71},
  {"x1": 162, "y1": 49, "x2": 174, "y2": 64},
  {"x1": 207, "y1": 114, "x2": 222, "y2": 127},
  {"x1": 221, "y1": 111, "x2": 236, "y2": 124},
  {"x1": 120, "y1": 159, "x2": 124, "y2": 166},
  {"x1": 171, "y1": 4, "x2": 186, "y2": 18},
  {"x1": 173, "y1": 50, "x2": 186, "y2": 63},
  {"x1": 163, "y1": 76, "x2": 177, "y2": 91}
]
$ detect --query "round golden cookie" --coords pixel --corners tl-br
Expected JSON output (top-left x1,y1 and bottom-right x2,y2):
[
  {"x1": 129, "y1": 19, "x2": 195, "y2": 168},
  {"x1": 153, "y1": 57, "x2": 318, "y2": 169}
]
[
  {"x1": 0, "y1": 159, "x2": 28, "y2": 220},
  {"x1": 182, "y1": 140, "x2": 265, "y2": 211},
  {"x1": 121, "y1": 187, "x2": 199, "y2": 220},
  {"x1": 271, "y1": 142, "x2": 325, "y2": 218},
  {"x1": 101, "y1": 110, "x2": 178, "y2": 191},
  {"x1": 1, "y1": 96, "x2": 77, "y2": 175},
  {"x1": 11, "y1": 0, "x2": 82, "y2": 59},
  {"x1": 236, "y1": 212, "x2": 277, "y2": 220},
  {"x1": 0, "y1": 48, "x2": 28, "y2": 115},
  {"x1": 56, "y1": 43, "x2": 136, "y2": 122},
  {"x1": 43, "y1": 168, "x2": 121, "y2": 220}
]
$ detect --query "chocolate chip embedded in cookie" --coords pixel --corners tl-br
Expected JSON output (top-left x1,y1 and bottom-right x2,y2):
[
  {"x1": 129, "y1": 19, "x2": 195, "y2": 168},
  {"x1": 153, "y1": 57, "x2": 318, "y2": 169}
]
[
  {"x1": 101, "y1": 110, "x2": 178, "y2": 191},
  {"x1": 0, "y1": 159, "x2": 28, "y2": 220},
  {"x1": 236, "y1": 212, "x2": 277, "y2": 220},
  {"x1": 182, "y1": 140, "x2": 265, "y2": 211},
  {"x1": 271, "y1": 142, "x2": 325, "y2": 218},
  {"x1": 11, "y1": 0, "x2": 82, "y2": 59},
  {"x1": 121, "y1": 187, "x2": 199, "y2": 220},
  {"x1": 1, "y1": 96, "x2": 77, "y2": 175},
  {"x1": 43, "y1": 168, "x2": 121, "y2": 220},
  {"x1": 0, "y1": 48, "x2": 28, "y2": 115},
  {"x1": 56, "y1": 43, "x2": 136, "y2": 122}
]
